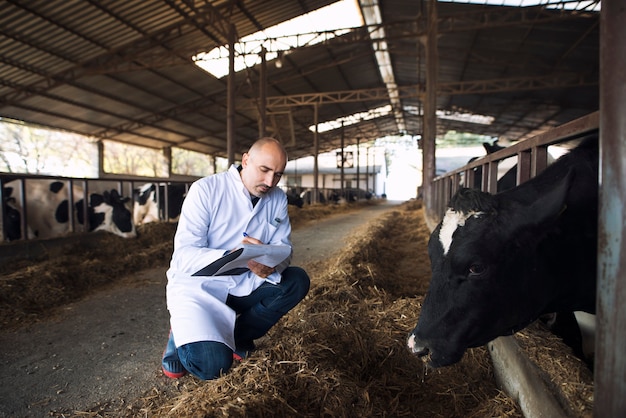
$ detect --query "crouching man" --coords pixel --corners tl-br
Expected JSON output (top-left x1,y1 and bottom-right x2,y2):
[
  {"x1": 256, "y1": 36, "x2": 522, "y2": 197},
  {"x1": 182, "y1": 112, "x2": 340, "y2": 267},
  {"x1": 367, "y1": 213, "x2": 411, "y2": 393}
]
[{"x1": 161, "y1": 138, "x2": 310, "y2": 380}]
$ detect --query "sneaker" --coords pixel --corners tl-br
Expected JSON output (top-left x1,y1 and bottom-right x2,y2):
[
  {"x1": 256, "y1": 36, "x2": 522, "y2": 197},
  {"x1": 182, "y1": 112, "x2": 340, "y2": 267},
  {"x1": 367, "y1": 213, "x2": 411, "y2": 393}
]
[
  {"x1": 162, "y1": 330, "x2": 187, "y2": 378},
  {"x1": 232, "y1": 349, "x2": 249, "y2": 361},
  {"x1": 232, "y1": 340, "x2": 255, "y2": 361}
]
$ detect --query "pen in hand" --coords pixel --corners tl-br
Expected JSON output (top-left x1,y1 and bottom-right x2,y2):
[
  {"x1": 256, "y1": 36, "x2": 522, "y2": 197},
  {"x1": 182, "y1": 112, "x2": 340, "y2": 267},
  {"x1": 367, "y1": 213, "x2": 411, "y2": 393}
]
[{"x1": 242, "y1": 232, "x2": 263, "y2": 245}]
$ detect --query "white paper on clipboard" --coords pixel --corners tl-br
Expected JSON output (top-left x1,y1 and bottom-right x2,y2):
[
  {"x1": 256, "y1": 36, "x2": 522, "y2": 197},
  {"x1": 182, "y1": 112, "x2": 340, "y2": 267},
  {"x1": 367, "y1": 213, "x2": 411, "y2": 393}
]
[{"x1": 192, "y1": 244, "x2": 291, "y2": 276}]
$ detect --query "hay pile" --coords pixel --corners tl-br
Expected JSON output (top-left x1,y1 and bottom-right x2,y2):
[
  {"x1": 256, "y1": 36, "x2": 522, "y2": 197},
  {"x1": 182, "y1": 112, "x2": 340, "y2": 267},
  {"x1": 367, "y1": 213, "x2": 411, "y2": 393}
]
[
  {"x1": 0, "y1": 222, "x2": 176, "y2": 329},
  {"x1": 0, "y1": 199, "x2": 593, "y2": 417},
  {"x1": 125, "y1": 200, "x2": 521, "y2": 417},
  {"x1": 515, "y1": 322, "x2": 594, "y2": 417}
]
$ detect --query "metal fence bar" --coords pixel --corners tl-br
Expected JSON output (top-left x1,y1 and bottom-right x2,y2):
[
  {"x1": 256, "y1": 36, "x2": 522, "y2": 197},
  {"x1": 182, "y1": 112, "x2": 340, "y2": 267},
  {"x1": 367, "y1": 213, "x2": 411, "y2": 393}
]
[{"x1": 430, "y1": 111, "x2": 599, "y2": 223}]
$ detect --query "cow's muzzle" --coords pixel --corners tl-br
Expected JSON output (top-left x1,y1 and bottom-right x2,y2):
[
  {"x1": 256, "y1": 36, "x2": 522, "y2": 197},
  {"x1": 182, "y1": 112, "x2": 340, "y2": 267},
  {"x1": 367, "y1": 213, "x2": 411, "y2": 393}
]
[{"x1": 407, "y1": 332, "x2": 430, "y2": 357}]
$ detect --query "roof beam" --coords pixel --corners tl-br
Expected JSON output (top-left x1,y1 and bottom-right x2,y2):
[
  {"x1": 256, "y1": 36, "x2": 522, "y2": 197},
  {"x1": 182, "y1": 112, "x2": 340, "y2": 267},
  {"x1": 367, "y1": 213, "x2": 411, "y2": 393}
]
[
  {"x1": 241, "y1": 72, "x2": 596, "y2": 109},
  {"x1": 437, "y1": 2, "x2": 600, "y2": 33},
  {"x1": 240, "y1": 86, "x2": 422, "y2": 109},
  {"x1": 438, "y1": 73, "x2": 597, "y2": 95}
]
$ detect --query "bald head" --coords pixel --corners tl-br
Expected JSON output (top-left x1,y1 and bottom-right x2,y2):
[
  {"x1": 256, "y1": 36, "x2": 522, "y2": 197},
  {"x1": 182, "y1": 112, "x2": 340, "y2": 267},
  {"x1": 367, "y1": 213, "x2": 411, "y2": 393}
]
[
  {"x1": 247, "y1": 137, "x2": 288, "y2": 160},
  {"x1": 240, "y1": 137, "x2": 288, "y2": 198}
]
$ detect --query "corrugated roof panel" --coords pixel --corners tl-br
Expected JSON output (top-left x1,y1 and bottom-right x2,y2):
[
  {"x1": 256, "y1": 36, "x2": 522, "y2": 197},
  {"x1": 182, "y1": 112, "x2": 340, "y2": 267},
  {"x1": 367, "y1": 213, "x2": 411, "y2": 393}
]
[
  {"x1": 65, "y1": 77, "x2": 173, "y2": 116},
  {"x1": 0, "y1": 1, "x2": 600, "y2": 159},
  {"x1": 109, "y1": 71, "x2": 205, "y2": 107},
  {"x1": 14, "y1": 3, "x2": 110, "y2": 63}
]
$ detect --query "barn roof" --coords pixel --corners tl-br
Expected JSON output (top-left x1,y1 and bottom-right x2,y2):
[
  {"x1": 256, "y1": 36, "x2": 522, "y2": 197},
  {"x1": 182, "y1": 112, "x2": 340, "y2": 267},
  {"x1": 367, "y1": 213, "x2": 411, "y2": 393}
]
[{"x1": 0, "y1": 0, "x2": 600, "y2": 161}]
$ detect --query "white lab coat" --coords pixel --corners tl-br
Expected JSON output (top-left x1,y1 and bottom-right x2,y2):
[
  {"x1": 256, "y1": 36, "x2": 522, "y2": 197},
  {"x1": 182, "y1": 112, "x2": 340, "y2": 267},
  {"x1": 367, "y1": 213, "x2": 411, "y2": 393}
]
[{"x1": 166, "y1": 165, "x2": 293, "y2": 350}]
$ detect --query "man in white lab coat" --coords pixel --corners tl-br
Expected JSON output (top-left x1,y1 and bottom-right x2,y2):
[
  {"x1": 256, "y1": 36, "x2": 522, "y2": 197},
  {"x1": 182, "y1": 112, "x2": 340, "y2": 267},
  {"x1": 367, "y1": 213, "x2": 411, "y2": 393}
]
[{"x1": 162, "y1": 138, "x2": 310, "y2": 380}]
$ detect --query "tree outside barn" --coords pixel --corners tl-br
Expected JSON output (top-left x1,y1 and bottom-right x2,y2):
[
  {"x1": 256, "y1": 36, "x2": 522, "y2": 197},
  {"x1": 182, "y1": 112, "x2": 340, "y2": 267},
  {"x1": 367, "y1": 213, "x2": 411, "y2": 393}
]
[{"x1": 0, "y1": 118, "x2": 222, "y2": 178}]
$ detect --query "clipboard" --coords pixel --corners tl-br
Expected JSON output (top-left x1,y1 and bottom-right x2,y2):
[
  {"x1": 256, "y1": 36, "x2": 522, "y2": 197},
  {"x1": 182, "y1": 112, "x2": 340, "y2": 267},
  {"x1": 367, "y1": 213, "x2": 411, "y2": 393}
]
[{"x1": 192, "y1": 244, "x2": 291, "y2": 276}]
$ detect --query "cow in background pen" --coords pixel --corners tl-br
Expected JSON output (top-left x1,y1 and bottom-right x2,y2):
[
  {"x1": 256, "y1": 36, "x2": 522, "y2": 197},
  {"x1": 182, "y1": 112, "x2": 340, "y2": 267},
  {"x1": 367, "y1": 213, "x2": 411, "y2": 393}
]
[
  {"x1": 3, "y1": 179, "x2": 136, "y2": 240},
  {"x1": 133, "y1": 182, "x2": 187, "y2": 225}
]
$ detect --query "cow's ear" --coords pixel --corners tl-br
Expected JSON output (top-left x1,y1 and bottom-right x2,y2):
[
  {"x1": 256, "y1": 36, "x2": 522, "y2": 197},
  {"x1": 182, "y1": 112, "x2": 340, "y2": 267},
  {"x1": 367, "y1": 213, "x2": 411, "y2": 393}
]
[
  {"x1": 108, "y1": 189, "x2": 121, "y2": 202},
  {"x1": 503, "y1": 168, "x2": 574, "y2": 233},
  {"x1": 100, "y1": 190, "x2": 112, "y2": 203},
  {"x1": 90, "y1": 193, "x2": 105, "y2": 207}
]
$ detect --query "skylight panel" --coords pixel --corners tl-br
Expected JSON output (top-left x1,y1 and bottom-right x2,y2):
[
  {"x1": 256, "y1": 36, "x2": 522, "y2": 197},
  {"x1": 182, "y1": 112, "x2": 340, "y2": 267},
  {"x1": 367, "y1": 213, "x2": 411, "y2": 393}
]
[
  {"x1": 309, "y1": 105, "x2": 393, "y2": 133},
  {"x1": 404, "y1": 106, "x2": 495, "y2": 126},
  {"x1": 438, "y1": 110, "x2": 494, "y2": 125},
  {"x1": 194, "y1": 0, "x2": 363, "y2": 78}
]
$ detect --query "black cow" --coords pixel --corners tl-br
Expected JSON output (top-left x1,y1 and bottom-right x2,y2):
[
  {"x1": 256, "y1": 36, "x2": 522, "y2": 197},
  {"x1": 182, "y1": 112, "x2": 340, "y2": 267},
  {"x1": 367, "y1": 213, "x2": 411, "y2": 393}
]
[
  {"x1": 300, "y1": 189, "x2": 327, "y2": 205},
  {"x1": 408, "y1": 136, "x2": 598, "y2": 368},
  {"x1": 3, "y1": 179, "x2": 137, "y2": 240},
  {"x1": 133, "y1": 182, "x2": 187, "y2": 225},
  {"x1": 2, "y1": 186, "x2": 22, "y2": 241},
  {"x1": 285, "y1": 188, "x2": 303, "y2": 208}
]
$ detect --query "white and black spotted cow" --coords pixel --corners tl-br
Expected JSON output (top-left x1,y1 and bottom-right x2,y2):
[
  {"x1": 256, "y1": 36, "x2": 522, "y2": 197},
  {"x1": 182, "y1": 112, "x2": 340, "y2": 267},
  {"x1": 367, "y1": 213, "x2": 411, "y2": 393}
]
[
  {"x1": 3, "y1": 179, "x2": 137, "y2": 240},
  {"x1": 133, "y1": 182, "x2": 187, "y2": 225},
  {"x1": 408, "y1": 136, "x2": 598, "y2": 368}
]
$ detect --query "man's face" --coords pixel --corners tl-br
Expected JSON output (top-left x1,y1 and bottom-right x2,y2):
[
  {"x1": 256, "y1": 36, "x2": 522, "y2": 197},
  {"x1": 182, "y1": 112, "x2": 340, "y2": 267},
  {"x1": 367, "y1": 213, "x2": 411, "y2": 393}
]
[{"x1": 240, "y1": 144, "x2": 286, "y2": 197}]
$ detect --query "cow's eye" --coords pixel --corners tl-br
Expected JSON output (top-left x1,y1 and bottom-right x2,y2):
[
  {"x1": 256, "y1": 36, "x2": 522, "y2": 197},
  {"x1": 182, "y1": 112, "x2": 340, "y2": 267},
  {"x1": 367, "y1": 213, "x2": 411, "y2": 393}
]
[{"x1": 468, "y1": 263, "x2": 486, "y2": 276}]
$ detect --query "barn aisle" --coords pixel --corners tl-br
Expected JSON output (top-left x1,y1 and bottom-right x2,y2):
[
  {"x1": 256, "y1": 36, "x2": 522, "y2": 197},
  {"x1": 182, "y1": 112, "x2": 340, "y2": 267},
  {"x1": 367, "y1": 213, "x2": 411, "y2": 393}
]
[{"x1": 0, "y1": 200, "x2": 403, "y2": 417}]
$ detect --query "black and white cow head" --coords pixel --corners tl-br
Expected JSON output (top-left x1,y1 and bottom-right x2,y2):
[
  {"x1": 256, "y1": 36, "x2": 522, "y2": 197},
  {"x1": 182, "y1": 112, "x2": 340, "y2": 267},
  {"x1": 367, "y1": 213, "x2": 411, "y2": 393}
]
[
  {"x1": 133, "y1": 182, "x2": 187, "y2": 225},
  {"x1": 78, "y1": 189, "x2": 136, "y2": 238},
  {"x1": 133, "y1": 183, "x2": 158, "y2": 225},
  {"x1": 408, "y1": 139, "x2": 598, "y2": 368}
]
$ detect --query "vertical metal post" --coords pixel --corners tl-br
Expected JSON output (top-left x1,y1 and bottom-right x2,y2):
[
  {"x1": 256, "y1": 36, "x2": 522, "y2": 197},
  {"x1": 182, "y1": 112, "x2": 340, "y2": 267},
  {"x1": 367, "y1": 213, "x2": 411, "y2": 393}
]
[
  {"x1": 227, "y1": 24, "x2": 236, "y2": 166},
  {"x1": 517, "y1": 150, "x2": 531, "y2": 186},
  {"x1": 0, "y1": 178, "x2": 6, "y2": 241},
  {"x1": 372, "y1": 149, "x2": 376, "y2": 196},
  {"x1": 313, "y1": 104, "x2": 319, "y2": 204},
  {"x1": 532, "y1": 146, "x2": 549, "y2": 177},
  {"x1": 340, "y1": 122, "x2": 345, "y2": 198},
  {"x1": 356, "y1": 138, "x2": 360, "y2": 192},
  {"x1": 163, "y1": 146, "x2": 172, "y2": 177},
  {"x1": 365, "y1": 146, "x2": 370, "y2": 194},
  {"x1": 596, "y1": 0, "x2": 626, "y2": 416},
  {"x1": 97, "y1": 140, "x2": 105, "y2": 177},
  {"x1": 423, "y1": 0, "x2": 438, "y2": 220},
  {"x1": 487, "y1": 161, "x2": 498, "y2": 193},
  {"x1": 18, "y1": 178, "x2": 28, "y2": 240},
  {"x1": 259, "y1": 47, "x2": 267, "y2": 138},
  {"x1": 73, "y1": 179, "x2": 85, "y2": 233}
]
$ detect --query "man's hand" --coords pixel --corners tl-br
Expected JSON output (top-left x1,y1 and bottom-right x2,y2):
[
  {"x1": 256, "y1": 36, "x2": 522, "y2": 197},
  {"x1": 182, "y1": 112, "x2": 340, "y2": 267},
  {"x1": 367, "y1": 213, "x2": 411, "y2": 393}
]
[
  {"x1": 242, "y1": 235, "x2": 263, "y2": 245},
  {"x1": 242, "y1": 234, "x2": 275, "y2": 278},
  {"x1": 247, "y1": 259, "x2": 275, "y2": 278}
]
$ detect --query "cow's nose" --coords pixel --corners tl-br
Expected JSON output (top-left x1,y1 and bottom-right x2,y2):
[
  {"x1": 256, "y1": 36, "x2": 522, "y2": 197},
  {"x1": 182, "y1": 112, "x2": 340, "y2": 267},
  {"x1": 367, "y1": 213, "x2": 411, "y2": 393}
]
[{"x1": 407, "y1": 333, "x2": 430, "y2": 357}]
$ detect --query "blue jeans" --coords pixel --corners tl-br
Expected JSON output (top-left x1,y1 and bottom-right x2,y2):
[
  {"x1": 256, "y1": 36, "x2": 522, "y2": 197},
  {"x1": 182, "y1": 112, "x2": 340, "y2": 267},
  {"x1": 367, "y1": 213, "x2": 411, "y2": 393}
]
[{"x1": 174, "y1": 266, "x2": 310, "y2": 380}]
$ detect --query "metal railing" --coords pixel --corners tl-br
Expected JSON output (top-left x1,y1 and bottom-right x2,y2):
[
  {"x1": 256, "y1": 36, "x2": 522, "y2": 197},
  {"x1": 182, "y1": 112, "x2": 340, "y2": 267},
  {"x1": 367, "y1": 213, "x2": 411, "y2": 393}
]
[{"x1": 430, "y1": 111, "x2": 599, "y2": 224}]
